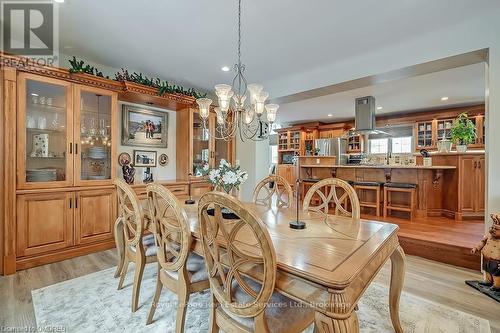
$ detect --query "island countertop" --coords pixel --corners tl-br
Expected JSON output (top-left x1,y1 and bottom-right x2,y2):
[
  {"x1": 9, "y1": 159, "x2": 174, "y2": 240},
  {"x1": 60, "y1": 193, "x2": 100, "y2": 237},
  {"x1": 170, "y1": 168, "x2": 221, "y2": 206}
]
[{"x1": 300, "y1": 164, "x2": 456, "y2": 170}]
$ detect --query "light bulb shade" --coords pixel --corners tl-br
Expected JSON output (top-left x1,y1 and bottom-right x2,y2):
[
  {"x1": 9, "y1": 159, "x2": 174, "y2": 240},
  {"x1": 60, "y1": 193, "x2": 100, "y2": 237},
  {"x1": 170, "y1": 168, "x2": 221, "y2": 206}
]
[
  {"x1": 196, "y1": 98, "x2": 212, "y2": 119},
  {"x1": 214, "y1": 84, "x2": 232, "y2": 96},
  {"x1": 214, "y1": 107, "x2": 225, "y2": 125},
  {"x1": 265, "y1": 103, "x2": 279, "y2": 123},
  {"x1": 247, "y1": 83, "x2": 263, "y2": 105},
  {"x1": 244, "y1": 108, "x2": 254, "y2": 124},
  {"x1": 254, "y1": 91, "x2": 269, "y2": 115}
]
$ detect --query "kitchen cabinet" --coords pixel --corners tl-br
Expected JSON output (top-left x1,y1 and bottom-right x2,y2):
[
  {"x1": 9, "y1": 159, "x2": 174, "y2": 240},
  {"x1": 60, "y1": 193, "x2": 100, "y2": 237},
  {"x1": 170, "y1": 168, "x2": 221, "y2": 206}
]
[
  {"x1": 74, "y1": 189, "x2": 116, "y2": 245},
  {"x1": 458, "y1": 155, "x2": 485, "y2": 216},
  {"x1": 277, "y1": 164, "x2": 296, "y2": 187},
  {"x1": 16, "y1": 192, "x2": 74, "y2": 257},
  {"x1": 415, "y1": 121, "x2": 435, "y2": 149},
  {"x1": 176, "y1": 108, "x2": 235, "y2": 179}
]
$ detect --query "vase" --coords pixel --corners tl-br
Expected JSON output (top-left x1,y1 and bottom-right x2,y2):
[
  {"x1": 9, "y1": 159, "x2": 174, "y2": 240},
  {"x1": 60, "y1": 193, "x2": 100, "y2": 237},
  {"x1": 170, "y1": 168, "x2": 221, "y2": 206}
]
[{"x1": 456, "y1": 145, "x2": 468, "y2": 153}]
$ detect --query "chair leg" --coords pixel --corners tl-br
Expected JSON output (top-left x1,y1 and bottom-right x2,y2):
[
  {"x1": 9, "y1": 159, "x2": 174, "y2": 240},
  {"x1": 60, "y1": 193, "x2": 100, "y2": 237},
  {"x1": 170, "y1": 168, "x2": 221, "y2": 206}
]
[
  {"x1": 146, "y1": 265, "x2": 163, "y2": 325},
  {"x1": 209, "y1": 293, "x2": 219, "y2": 333},
  {"x1": 117, "y1": 257, "x2": 129, "y2": 290},
  {"x1": 410, "y1": 190, "x2": 415, "y2": 221},
  {"x1": 132, "y1": 256, "x2": 146, "y2": 312},
  {"x1": 376, "y1": 188, "x2": 380, "y2": 217},
  {"x1": 176, "y1": 285, "x2": 190, "y2": 333},
  {"x1": 113, "y1": 218, "x2": 125, "y2": 278},
  {"x1": 383, "y1": 188, "x2": 388, "y2": 218}
]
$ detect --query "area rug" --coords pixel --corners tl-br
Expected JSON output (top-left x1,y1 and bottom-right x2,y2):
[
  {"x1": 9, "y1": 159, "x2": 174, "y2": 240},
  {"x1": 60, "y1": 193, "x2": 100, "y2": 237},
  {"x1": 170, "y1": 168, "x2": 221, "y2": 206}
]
[{"x1": 32, "y1": 264, "x2": 490, "y2": 333}]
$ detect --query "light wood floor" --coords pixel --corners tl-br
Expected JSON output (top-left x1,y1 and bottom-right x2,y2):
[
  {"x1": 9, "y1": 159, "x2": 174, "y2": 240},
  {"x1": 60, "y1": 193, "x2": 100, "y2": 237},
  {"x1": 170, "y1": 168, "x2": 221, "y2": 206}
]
[{"x1": 0, "y1": 250, "x2": 498, "y2": 332}]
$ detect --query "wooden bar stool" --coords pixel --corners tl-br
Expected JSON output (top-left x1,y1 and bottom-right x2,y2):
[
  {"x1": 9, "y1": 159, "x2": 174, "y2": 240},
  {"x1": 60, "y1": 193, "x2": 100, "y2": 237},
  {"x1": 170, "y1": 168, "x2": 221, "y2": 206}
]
[
  {"x1": 383, "y1": 182, "x2": 417, "y2": 221},
  {"x1": 353, "y1": 181, "x2": 383, "y2": 217}
]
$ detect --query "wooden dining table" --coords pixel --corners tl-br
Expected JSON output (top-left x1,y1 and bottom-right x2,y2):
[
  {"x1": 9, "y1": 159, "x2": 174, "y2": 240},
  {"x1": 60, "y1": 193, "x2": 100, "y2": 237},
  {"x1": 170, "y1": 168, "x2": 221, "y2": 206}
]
[{"x1": 115, "y1": 199, "x2": 405, "y2": 333}]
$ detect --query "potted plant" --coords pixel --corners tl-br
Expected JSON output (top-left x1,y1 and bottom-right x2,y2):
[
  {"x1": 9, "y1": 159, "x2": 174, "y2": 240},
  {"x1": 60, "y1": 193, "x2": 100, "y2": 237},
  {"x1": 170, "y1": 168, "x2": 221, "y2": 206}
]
[
  {"x1": 313, "y1": 148, "x2": 321, "y2": 156},
  {"x1": 450, "y1": 113, "x2": 476, "y2": 153}
]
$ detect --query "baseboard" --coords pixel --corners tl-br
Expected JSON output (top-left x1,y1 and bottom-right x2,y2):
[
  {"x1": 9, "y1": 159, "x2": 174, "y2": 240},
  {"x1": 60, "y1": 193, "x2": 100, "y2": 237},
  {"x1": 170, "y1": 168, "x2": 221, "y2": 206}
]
[{"x1": 15, "y1": 240, "x2": 116, "y2": 272}]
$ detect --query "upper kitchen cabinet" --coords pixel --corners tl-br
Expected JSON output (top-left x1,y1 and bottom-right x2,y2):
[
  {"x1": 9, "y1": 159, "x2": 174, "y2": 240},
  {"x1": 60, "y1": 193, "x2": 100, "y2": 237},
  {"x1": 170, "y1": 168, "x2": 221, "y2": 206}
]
[
  {"x1": 17, "y1": 74, "x2": 118, "y2": 189},
  {"x1": 74, "y1": 85, "x2": 118, "y2": 186},
  {"x1": 176, "y1": 108, "x2": 235, "y2": 180},
  {"x1": 17, "y1": 73, "x2": 74, "y2": 189}
]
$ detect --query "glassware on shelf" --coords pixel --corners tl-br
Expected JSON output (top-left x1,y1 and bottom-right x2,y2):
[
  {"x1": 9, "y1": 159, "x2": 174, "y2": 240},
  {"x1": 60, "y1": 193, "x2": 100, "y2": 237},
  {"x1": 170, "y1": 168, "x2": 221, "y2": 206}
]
[
  {"x1": 26, "y1": 115, "x2": 36, "y2": 128},
  {"x1": 49, "y1": 113, "x2": 60, "y2": 130},
  {"x1": 37, "y1": 116, "x2": 47, "y2": 129}
]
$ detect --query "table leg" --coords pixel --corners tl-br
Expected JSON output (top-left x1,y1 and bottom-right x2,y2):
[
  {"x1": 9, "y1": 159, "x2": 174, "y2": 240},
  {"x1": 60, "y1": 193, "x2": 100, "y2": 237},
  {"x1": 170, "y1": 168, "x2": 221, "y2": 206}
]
[
  {"x1": 389, "y1": 245, "x2": 406, "y2": 333},
  {"x1": 113, "y1": 217, "x2": 124, "y2": 278},
  {"x1": 314, "y1": 311, "x2": 359, "y2": 333}
]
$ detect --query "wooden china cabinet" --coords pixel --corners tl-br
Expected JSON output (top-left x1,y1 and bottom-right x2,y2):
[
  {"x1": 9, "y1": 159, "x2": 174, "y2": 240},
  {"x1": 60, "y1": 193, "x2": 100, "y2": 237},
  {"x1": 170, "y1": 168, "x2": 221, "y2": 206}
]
[
  {"x1": 176, "y1": 108, "x2": 235, "y2": 193},
  {"x1": 9, "y1": 71, "x2": 118, "y2": 272}
]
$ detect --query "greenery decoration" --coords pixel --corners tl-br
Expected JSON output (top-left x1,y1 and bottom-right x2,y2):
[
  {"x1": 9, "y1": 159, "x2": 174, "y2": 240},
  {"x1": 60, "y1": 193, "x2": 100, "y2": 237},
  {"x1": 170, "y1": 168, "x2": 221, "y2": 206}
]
[
  {"x1": 68, "y1": 56, "x2": 207, "y2": 99},
  {"x1": 450, "y1": 112, "x2": 477, "y2": 145},
  {"x1": 68, "y1": 56, "x2": 109, "y2": 79}
]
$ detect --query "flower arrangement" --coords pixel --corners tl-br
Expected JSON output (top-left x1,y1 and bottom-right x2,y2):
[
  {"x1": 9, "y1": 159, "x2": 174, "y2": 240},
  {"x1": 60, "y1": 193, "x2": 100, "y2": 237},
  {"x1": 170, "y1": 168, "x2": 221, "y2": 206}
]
[{"x1": 207, "y1": 159, "x2": 248, "y2": 194}]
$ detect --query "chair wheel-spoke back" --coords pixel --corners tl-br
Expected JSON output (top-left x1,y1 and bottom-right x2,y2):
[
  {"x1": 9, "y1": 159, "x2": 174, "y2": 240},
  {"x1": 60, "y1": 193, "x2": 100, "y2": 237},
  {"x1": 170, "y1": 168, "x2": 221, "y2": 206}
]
[{"x1": 252, "y1": 175, "x2": 294, "y2": 208}]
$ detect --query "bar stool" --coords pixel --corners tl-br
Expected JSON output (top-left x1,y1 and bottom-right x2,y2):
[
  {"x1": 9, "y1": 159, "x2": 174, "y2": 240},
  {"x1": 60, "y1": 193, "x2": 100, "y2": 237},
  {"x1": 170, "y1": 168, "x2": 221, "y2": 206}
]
[
  {"x1": 301, "y1": 178, "x2": 321, "y2": 203},
  {"x1": 353, "y1": 181, "x2": 383, "y2": 217},
  {"x1": 383, "y1": 182, "x2": 417, "y2": 221}
]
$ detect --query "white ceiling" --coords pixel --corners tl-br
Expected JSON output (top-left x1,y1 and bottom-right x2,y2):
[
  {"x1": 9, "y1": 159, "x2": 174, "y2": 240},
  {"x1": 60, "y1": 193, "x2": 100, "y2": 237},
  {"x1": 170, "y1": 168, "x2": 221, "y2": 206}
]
[
  {"x1": 56, "y1": 0, "x2": 498, "y2": 97},
  {"x1": 277, "y1": 63, "x2": 485, "y2": 124}
]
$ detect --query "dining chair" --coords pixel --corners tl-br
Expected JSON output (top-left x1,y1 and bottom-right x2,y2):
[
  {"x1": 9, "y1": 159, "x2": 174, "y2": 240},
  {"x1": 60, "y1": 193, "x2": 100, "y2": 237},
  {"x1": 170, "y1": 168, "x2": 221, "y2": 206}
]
[
  {"x1": 302, "y1": 177, "x2": 360, "y2": 219},
  {"x1": 145, "y1": 183, "x2": 210, "y2": 332},
  {"x1": 114, "y1": 178, "x2": 157, "y2": 312},
  {"x1": 252, "y1": 175, "x2": 294, "y2": 208},
  {"x1": 198, "y1": 192, "x2": 315, "y2": 333}
]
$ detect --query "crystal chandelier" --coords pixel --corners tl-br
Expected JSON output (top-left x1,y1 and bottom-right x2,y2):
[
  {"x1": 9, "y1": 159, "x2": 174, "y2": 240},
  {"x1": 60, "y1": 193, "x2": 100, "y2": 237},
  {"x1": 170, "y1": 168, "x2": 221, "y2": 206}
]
[{"x1": 195, "y1": 0, "x2": 279, "y2": 142}]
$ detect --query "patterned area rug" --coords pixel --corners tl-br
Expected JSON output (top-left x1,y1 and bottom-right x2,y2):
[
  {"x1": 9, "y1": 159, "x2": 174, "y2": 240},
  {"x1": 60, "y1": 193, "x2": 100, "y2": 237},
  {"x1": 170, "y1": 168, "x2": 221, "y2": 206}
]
[{"x1": 32, "y1": 264, "x2": 490, "y2": 333}]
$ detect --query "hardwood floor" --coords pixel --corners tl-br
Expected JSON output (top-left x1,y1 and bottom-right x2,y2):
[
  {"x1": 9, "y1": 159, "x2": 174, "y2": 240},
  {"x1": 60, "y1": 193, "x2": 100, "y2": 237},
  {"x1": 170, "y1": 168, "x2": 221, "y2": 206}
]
[
  {"x1": 0, "y1": 250, "x2": 498, "y2": 332},
  {"x1": 362, "y1": 213, "x2": 485, "y2": 270}
]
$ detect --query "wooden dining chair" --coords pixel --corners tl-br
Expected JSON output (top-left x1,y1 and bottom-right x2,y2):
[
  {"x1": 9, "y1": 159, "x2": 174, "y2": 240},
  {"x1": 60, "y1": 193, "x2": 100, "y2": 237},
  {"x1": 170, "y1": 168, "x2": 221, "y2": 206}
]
[
  {"x1": 145, "y1": 183, "x2": 210, "y2": 332},
  {"x1": 198, "y1": 192, "x2": 315, "y2": 333},
  {"x1": 302, "y1": 178, "x2": 360, "y2": 219},
  {"x1": 114, "y1": 178, "x2": 157, "y2": 312},
  {"x1": 252, "y1": 175, "x2": 294, "y2": 208}
]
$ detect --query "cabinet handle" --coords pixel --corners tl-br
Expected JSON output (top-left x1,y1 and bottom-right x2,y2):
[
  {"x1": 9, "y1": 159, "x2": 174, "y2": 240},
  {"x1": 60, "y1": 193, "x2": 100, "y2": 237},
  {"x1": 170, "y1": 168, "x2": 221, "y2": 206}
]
[
  {"x1": 69, "y1": 143, "x2": 73, "y2": 154},
  {"x1": 474, "y1": 161, "x2": 477, "y2": 169},
  {"x1": 478, "y1": 161, "x2": 481, "y2": 169},
  {"x1": 69, "y1": 197, "x2": 72, "y2": 209},
  {"x1": 75, "y1": 143, "x2": 78, "y2": 155},
  {"x1": 75, "y1": 197, "x2": 78, "y2": 209}
]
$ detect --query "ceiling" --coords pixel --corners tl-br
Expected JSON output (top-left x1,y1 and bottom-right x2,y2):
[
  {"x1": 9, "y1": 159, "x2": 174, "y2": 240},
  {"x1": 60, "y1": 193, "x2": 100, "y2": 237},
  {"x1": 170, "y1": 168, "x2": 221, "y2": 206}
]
[
  {"x1": 55, "y1": 0, "x2": 498, "y2": 98},
  {"x1": 277, "y1": 63, "x2": 486, "y2": 124}
]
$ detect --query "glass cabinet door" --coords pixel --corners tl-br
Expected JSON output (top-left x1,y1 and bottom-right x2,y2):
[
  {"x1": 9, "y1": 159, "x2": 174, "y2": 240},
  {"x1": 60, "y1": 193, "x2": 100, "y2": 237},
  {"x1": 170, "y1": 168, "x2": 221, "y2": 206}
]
[
  {"x1": 192, "y1": 111, "x2": 210, "y2": 177},
  {"x1": 18, "y1": 73, "x2": 73, "y2": 189},
  {"x1": 74, "y1": 86, "x2": 117, "y2": 185}
]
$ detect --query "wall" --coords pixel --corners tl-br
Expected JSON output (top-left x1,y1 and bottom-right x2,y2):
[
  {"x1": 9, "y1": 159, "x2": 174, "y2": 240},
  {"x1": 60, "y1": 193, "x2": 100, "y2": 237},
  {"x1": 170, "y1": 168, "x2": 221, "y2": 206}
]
[
  {"x1": 236, "y1": 139, "x2": 270, "y2": 201},
  {"x1": 117, "y1": 101, "x2": 176, "y2": 182}
]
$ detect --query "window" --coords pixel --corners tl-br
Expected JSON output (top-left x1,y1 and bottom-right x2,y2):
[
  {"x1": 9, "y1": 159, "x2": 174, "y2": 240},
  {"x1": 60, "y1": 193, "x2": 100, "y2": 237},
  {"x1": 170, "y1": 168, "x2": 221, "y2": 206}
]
[
  {"x1": 369, "y1": 138, "x2": 388, "y2": 154},
  {"x1": 392, "y1": 136, "x2": 412, "y2": 154},
  {"x1": 270, "y1": 145, "x2": 278, "y2": 164}
]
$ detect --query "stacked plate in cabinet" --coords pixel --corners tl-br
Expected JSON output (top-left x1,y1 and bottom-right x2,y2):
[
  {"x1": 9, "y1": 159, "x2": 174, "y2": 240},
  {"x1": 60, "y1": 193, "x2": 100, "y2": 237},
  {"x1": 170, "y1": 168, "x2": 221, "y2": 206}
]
[
  {"x1": 88, "y1": 146, "x2": 108, "y2": 159},
  {"x1": 27, "y1": 168, "x2": 57, "y2": 182}
]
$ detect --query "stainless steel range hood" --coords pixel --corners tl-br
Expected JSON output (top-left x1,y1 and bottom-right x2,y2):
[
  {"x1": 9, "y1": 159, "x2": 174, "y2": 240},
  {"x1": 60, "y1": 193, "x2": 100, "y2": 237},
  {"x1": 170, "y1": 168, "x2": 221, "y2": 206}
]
[{"x1": 348, "y1": 96, "x2": 389, "y2": 137}]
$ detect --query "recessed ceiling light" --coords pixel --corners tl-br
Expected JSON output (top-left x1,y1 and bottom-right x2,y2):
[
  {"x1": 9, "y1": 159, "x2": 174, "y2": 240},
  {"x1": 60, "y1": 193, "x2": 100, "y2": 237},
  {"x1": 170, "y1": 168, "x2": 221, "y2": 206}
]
[
  {"x1": 221, "y1": 66, "x2": 231, "y2": 72},
  {"x1": 441, "y1": 96, "x2": 449, "y2": 101},
  {"x1": 54, "y1": 0, "x2": 65, "y2": 3},
  {"x1": 327, "y1": 114, "x2": 333, "y2": 117},
  {"x1": 377, "y1": 106, "x2": 383, "y2": 110}
]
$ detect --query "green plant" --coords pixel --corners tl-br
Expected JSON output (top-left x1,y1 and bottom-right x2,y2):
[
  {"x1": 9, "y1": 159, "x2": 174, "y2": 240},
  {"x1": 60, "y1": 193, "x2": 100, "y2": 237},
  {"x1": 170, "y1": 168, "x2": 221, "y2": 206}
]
[
  {"x1": 450, "y1": 112, "x2": 476, "y2": 145},
  {"x1": 68, "y1": 56, "x2": 108, "y2": 78}
]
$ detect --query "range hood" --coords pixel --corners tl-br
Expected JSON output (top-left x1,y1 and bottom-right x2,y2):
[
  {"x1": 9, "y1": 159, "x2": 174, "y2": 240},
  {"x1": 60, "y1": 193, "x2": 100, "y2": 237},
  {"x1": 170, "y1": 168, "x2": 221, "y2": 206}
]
[{"x1": 348, "y1": 96, "x2": 389, "y2": 136}]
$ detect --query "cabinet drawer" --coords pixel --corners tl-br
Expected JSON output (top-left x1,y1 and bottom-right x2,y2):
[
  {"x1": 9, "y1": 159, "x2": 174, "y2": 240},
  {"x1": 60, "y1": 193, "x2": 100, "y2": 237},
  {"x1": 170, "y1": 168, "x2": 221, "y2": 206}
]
[{"x1": 165, "y1": 184, "x2": 189, "y2": 196}]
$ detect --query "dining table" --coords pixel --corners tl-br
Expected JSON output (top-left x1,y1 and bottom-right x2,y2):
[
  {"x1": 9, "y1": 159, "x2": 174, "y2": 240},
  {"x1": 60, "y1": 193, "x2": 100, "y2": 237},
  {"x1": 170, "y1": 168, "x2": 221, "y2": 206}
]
[{"x1": 114, "y1": 198, "x2": 406, "y2": 333}]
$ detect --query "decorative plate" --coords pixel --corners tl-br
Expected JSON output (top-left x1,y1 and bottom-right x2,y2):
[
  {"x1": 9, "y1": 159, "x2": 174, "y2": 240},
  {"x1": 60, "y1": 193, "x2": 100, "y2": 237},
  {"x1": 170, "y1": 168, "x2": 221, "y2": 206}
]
[
  {"x1": 118, "y1": 152, "x2": 131, "y2": 166},
  {"x1": 159, "y1": 153, "x2": 169, "y2": 166}
]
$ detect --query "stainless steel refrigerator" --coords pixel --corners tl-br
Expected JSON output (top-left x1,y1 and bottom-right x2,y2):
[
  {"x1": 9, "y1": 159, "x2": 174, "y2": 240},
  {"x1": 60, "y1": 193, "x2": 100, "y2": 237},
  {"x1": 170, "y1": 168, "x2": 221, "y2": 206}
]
[{"x1": 314, "y1": 138, "x2": 348, "y2": 164}]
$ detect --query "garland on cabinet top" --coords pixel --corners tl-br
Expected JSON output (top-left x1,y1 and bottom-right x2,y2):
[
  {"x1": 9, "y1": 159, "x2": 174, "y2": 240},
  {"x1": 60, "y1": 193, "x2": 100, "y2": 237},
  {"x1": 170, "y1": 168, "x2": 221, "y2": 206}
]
[{"x1": 68, "y1": 56, "x2": 207, "y2": 99}]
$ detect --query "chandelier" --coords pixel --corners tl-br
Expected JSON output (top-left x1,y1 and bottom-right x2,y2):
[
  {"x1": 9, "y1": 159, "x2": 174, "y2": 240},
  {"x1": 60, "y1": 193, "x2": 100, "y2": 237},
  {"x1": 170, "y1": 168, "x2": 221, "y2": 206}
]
[{"x1": 195, "y1": 0, "x2": 279, "y2": 142}]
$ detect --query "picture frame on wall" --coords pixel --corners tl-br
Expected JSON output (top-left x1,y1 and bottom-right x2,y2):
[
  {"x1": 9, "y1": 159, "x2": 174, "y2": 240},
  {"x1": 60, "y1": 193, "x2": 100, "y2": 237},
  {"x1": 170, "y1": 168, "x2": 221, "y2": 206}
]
[
  {"x1": 133, "y1": 150, "x2": 157, "y2": 167},
  {"x1": 122, "y1": 105, "x2": 168, "y2": 147}
]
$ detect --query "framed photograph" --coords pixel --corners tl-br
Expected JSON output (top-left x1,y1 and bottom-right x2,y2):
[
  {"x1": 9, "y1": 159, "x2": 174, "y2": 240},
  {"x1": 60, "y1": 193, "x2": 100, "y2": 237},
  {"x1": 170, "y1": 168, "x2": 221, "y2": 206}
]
[
  {"x1": 133, "y1": 150, "x2": 157, "y2": 167},
  {"x1": 158, "y1": 153, "x2": 169, "y2": 166},
  {"x1": 118, "y1": 152, "x2": 131, "y2": 166},
  {"x1": 122, "y1": 105, "x2": 168, "y2": 147}
]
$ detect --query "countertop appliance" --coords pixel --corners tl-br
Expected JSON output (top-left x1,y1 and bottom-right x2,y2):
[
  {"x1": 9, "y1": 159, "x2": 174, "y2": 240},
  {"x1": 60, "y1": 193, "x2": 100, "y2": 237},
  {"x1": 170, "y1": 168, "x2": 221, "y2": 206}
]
[
  {"x1": 315, "y1": 138, "x2": 348, "y2": 165},
  {"x1": 347, "y1": 154, "x2": 363, "y2": 165}
]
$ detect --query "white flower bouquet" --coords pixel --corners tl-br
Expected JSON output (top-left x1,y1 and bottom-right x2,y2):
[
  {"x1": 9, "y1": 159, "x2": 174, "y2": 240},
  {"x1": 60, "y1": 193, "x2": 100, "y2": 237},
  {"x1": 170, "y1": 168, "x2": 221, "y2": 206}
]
[{"x1": 207, "y1": 159, "x2": 248, "y2": 195}]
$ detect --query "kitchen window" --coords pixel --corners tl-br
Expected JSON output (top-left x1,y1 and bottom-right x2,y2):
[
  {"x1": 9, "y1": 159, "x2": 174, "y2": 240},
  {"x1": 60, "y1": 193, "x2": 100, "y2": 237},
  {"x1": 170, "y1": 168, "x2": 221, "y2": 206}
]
[
  {"x1": 391, "y1": 136, "x2": 413, "y2": 154},
  {"x1": 369, "y1": 138, "x2": 389, "y2": 154}
]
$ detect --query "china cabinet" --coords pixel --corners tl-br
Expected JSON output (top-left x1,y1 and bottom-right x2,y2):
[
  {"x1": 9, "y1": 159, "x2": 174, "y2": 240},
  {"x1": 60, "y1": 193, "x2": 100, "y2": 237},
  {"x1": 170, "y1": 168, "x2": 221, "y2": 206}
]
[{"x1": 176, "y1": 107, "x2": 235, "y2": 180}]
